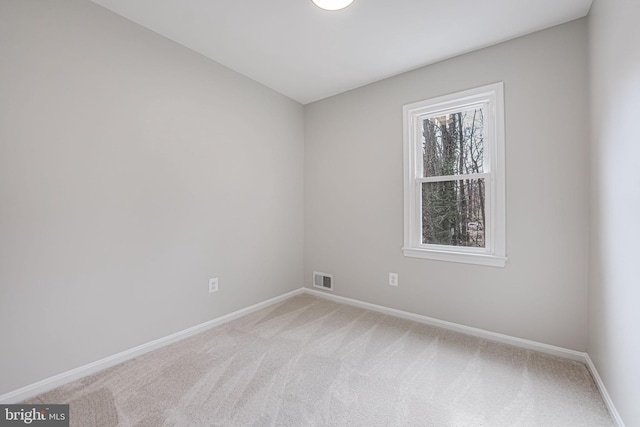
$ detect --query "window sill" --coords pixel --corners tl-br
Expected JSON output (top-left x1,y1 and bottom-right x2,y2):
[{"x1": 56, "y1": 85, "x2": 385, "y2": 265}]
[{"x1": 402, "y1": 247, "x2": 507, "y2": 267}]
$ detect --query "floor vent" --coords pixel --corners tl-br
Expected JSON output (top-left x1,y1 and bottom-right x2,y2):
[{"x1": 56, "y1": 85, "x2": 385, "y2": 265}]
[{"x1": 313, "y1": 271, "x2": 333, "y2": 291}]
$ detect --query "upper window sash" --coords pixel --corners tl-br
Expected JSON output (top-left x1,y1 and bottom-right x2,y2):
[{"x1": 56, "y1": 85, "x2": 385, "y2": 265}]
[{"x1": 415, "y1": 102, "x2": 489, "y2": 179}]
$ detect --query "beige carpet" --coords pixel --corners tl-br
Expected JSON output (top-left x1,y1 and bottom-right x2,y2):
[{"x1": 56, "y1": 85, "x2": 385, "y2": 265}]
[{"x1": 26, "y1": 294, "x2": 614, "y2": 426}]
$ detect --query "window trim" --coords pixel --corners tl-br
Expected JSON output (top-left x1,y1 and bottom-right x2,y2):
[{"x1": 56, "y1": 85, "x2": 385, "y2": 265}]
[{"x1": 402, "y1": 82, "x2": 506, "y2": 267}]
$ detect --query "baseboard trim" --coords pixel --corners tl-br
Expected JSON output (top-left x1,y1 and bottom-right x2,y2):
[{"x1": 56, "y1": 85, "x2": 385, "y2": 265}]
[
  {"x1": 1, "y1": 286, "x2": 626, "y2": 427},
  {"x1": 302, "y1": 287, "x2": 586, "y2": 361},
  {"x1": 584, "y1": 354, "x2": 626, "y2": 427},
  {"x1": 303, "y1": 287, "x2": 626, "y2": 426},
  {"x1": 0, "y1": 288, "x2": 304, "y2": 404}
]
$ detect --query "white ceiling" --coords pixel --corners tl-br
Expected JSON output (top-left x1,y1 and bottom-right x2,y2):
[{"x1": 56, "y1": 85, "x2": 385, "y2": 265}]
[{"x1": 90, "y1": 0, "x2": 593, "y2": 104}]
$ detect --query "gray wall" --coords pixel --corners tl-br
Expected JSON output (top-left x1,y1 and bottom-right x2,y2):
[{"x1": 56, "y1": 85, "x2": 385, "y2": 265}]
[
  {"x1": 304, "y1": 19, "x2": 590, "y2": 351},
  {"x1": 0, "y1": 0, "x2": 304, "y2": 395},
  {"x1": 588, "y1": 0, "x2": 640, "y2": 425}
]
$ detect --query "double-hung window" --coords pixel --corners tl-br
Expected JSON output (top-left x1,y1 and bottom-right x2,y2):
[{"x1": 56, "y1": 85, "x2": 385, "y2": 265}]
[{"x1": 403, "y1": 83, "x2": 506, "y2": 267}]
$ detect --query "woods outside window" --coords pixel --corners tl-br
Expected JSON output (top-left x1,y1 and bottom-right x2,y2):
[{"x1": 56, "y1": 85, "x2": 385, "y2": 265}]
[{"x1": 403, "y1": 83, "x2": 506, "y2": 267}]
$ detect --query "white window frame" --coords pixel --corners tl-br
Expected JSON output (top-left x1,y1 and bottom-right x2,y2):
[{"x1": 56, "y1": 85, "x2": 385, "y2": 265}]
[{"x1": 402, "y1": 82, "x2": 506, "y2": 267}]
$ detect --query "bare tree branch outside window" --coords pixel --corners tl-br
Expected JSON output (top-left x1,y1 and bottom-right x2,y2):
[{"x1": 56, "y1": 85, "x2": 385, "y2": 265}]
[{"x1": 421, "y1": 108, "x2": 485, "y2": 247}]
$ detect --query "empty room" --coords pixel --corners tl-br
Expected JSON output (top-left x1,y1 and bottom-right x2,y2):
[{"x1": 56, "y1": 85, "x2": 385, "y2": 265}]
[{"x1": 0, "y1": 0, "x2": 638, "y2": 426}]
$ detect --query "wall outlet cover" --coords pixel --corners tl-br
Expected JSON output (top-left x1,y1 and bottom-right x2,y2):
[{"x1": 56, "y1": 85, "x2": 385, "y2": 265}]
[
  {"x1": 209, "y1": 277, "x2": 219, "y2": 293},
  {"x1": 389, "y1": 272, "x2": 399, "y2": 287}
]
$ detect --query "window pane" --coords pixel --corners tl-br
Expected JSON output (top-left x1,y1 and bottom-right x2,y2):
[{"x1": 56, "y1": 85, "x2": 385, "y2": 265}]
[
  {"x1": 422, "y1": 179, "x2": 485, "y2": 247},
  {"x1": 422, "y1": 107, "x2": 484, "y2": 177}
]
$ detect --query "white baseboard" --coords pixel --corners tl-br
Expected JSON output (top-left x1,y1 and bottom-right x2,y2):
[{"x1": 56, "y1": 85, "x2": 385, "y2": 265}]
[
  {"x1": 584, "y1": 354, "x2": 626, "y2": 427},
  {"x1": 1, "y1": 285, "x2": 626, "y2": 427},
  {"x1": 0, "y1": 288, "x2": 304, "y2": 404},
  {"x1": 303, "y1": 287, "x2": 626, "y2": 427},
  {"x1": 302, "y1": 287, "x2": 586, "y2": 361}
]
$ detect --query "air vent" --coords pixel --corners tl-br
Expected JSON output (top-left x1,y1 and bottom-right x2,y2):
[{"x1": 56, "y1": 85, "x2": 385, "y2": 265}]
[{"x1": 313, "y1": 271, "x2": 333, "y2": 291}]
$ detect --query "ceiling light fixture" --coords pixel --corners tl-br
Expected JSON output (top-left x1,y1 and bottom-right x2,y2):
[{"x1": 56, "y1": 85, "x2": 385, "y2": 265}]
[{"x1": 311, "y1": 0, "x2": 355, "y2": 11}]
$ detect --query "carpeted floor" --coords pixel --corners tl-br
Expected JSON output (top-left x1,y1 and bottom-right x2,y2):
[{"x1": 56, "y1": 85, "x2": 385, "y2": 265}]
[{"x1": 26, "y1": 294, "x2": 614, "y2": 426}]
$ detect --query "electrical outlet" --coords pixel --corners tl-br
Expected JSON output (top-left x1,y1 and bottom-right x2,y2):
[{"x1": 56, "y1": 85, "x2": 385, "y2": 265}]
[
  {"x1": 389, "y1": 272, "x2": 398, "y2": 287},
  {"x1": 208, "y1": 277, "x2": 219, "y2": 293}
]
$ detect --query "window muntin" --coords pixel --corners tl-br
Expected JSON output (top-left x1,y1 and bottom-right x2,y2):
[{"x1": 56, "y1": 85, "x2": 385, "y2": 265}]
[{"x1": 403, "y1": 83, "x2": 506, "y2": 267}]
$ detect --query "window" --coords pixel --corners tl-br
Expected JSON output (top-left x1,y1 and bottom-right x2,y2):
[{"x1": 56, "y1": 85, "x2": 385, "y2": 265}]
[{"x1": 402, "y1": 82, "x2": 506, "y2": 267}]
